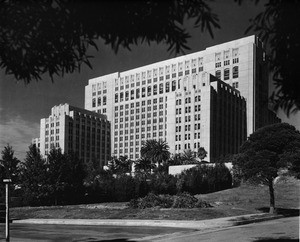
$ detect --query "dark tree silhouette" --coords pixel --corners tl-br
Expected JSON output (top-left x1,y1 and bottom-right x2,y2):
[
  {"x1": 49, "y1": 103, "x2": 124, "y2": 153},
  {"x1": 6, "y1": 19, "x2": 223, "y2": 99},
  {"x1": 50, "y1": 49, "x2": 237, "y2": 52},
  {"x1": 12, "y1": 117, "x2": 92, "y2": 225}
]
[
  {"x1": 244, "y1": 0, "x2": 300, "y2": 114},
  {"x1": 140, "y1": 139, "x2": 170, "y2": 166},
  {"x1": 1, "y1": 1, "x2": 298, "y2": 114},
  {"x1": 20, "y1": 144, "x2": 49, "y2": 205},
  {"x1": 197, "y1": 147, "x2": 207, "y2": 162},
  {"x1": 0, "y1": 144, "x2": 20, "y2": 182},
  {"x1": 233, "y1": 123, "x2": 300, "y2": 213},
  {"x1": 0, "y1": 0, "x2": 219, "y2": 83}
]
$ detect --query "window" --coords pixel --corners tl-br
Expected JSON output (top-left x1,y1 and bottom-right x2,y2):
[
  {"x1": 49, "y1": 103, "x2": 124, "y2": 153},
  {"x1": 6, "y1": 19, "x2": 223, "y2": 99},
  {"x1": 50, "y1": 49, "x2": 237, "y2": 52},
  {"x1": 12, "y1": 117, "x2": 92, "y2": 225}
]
[
  {"x1": 147, "y1": 86, "x2": 151, "y2": 96},
  {"x1": 125, "y1": 91, "x2": 129, "y2": 101},
  {"x1": 166, "y1": 82, "x2": 170, "y2": 92},
  {"x1": 153, "y1": 84, "x2": 157, "y2": 95},
  {"x1": 224, "y1": 60, "x2": 230, "y2": 66},
  {"x1": 172, "y1": 80, "x2": 176, "y2": 91},
  {"x1": 103, "y1": 96, "x2": 107, "y2": 105},
  {"x1": 224, "y1": 68, "x2": 230, "y2": 80},
  {"x1": 92, "y1": 98, "x2": 96, "y2": 107},
  {"x1": 115, "y1": 93, "x2": 118, "y2": 103},
  {"x1": 159, "y1": 83, "x2": 163, "y2": 94},
  {"x1": 136, "y1": 89, "x2": 140, "y2": 98},
  {"x1": 233, "y1": 66, "x2": 239, "y2": 78},
  {"x1": 142, "y1": 87, "x2": 146, "y2": 97},
  {"x1": 215, "y1": 62, "x2": 221, "y2": 68},
  {"x1": 215, "y1": 70, "x2": 221, "y2": 79},
  {"x1": 98, "y1": 97, "x2": 101, "y2": 106},
  {"x1": 233, "y1": 82, "x2": 239, "y2": 89},
  {"x1": 131, "y1": 90, "x2": 134, "y2": 100}
]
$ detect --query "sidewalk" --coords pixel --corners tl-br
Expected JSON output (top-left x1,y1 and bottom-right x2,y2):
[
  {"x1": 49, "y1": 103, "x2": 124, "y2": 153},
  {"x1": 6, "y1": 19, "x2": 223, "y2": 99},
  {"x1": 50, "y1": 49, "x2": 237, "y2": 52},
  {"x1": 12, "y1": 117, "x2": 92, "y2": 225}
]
[{"x1": 12, "y1": 213, "x2": 283, "y2": 230}]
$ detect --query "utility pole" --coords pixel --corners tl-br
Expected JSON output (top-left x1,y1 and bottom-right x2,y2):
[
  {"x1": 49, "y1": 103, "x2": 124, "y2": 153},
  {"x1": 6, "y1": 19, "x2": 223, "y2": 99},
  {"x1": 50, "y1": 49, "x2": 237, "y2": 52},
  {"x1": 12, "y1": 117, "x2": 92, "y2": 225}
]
[{"x1": 3, "y1": 179, "x2": 12, "y2": 242}]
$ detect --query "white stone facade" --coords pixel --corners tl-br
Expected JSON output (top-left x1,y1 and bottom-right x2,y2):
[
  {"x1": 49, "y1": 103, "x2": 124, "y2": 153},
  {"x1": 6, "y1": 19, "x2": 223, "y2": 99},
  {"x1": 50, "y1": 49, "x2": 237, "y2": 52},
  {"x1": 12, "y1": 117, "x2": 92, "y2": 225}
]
[
  {"x1": 39, "y1": 104, "x2": 111, "y2": 167},
  {"x1": 85, "y1": 35, "x2": 274, "y2": 162}
]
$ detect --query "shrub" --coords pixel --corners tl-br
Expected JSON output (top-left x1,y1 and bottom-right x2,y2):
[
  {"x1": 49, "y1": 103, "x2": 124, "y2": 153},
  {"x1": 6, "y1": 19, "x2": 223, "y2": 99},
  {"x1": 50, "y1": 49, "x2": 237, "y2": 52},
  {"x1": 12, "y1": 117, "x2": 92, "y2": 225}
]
[
  {"x1": 128, "y1": 192, "x2": 211, "y2": 209},
  {"x1": 178, "y1": 164, "x2": 232, "y2": 194},
  {"x1": 172, "y1": 192, "x2": 198, "y2": 208}
]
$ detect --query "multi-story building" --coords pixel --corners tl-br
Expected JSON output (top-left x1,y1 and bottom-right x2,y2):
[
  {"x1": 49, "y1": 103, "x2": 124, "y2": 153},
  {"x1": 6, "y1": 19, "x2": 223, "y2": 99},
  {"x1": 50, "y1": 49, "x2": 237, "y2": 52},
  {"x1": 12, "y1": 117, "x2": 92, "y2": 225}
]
[
  {"x1": 31, "y1": 138, "x2": 40, "y2": 149},
  {"x1": 39, "y1": 104, "x2": 111, "y2": 167},
  {"x1": 85, "y1": 35, "x2": 277, "y2": 162}
]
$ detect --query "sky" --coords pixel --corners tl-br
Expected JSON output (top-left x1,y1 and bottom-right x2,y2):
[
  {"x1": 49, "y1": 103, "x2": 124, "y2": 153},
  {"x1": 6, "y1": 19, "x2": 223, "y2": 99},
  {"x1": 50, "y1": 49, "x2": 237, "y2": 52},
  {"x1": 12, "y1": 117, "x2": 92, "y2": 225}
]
[{"x1": 0, "y1": 0, "x2": 299, "y2": 161}]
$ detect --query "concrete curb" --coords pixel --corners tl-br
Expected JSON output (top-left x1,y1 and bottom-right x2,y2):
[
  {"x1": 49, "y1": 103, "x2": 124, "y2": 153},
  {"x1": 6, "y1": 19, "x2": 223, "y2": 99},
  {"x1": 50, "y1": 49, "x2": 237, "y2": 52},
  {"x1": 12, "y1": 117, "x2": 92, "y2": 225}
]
[
  {"x1": 231, "y1": 214, "x2": 284, "y2": 226},
  {"x1": 11, "y1": 213, "x2": 282, "y2": 230}
]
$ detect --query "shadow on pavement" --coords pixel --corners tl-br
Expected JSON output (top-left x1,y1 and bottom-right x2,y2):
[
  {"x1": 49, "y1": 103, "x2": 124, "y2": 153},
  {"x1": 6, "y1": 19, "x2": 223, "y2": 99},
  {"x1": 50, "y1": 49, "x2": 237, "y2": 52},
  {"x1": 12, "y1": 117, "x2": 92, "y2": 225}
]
[
  {"x1": 257, "y1": 207, "x2": 300, "y2": 217},
  {"x1": 253, "y1": 237, "x2": 299, "y2": 242},
  {"x1": 74, "y1": 239, "x2": 136, "y2": 242}
]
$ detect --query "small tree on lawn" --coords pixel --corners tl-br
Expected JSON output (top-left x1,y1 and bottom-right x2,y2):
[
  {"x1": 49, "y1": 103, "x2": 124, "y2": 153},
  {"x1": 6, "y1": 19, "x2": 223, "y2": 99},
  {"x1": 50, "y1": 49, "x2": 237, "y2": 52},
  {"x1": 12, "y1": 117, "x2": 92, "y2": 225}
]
[
  {"x1": 233, "y1": 123, "x2": 300, "y2": 214},
  {"x1": 20, "y1": 144, "x2": 48, "y2": 205},
  {"x1": 0, "y1": 144, "x2": 20, "y2": 182},
  {"x1": 197, "y1": 147, "x2": 207, "y2": 162}
]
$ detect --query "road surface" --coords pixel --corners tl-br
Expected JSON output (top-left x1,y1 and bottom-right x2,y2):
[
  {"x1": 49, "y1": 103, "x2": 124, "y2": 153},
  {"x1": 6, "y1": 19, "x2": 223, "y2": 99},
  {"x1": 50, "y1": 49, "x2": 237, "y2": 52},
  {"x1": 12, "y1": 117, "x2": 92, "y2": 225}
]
[
  {"x1": 0, "y1": 223, "x2": 194, "y2": 241},
  {"x1": 154, "y1": 216, "x2": 300, "y2": 242}
]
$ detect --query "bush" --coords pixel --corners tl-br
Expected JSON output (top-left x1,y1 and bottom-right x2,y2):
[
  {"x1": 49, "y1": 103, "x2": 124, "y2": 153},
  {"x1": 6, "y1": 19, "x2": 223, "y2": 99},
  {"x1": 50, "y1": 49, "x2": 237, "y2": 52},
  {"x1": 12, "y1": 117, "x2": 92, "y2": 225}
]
[
  {"x1": 178, "y1": 164, "x2": 232, "y2": 195},
  {"x1": 172, "y1": 192, "x2": 198, "y2": 208},
  {"x1": 128, "y1": 192, "x2": 211, "y2": 209}
]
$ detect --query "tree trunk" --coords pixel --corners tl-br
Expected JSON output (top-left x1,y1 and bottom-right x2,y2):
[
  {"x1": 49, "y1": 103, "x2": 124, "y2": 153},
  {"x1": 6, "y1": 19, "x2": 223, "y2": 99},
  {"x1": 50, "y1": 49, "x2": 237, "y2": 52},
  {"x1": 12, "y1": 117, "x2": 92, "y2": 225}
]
[{"x1": 268, "y1": 179, "x2": 275, "y2": 214}]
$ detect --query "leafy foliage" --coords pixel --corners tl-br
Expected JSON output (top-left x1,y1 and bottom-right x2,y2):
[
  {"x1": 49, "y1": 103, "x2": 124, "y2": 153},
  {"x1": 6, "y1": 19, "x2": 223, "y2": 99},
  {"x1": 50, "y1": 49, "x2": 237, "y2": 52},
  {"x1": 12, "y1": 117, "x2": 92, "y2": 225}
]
[
  {"x1": 107, "y1": 156, "x2": 133, "y2": 175},
  {"x1": 20, "y1": 144, "x2": 49, "y2": 205},
  {"x1": 197, "y1": 147, "x2": 207, "y2": 161},
  {"x1": 245, "y1": 0, "x2": 300, "y2": 114},
  {"x1": 134, "y1": 157, "x2": 156, "y2": 175},
  {"x1": 0, "y1": 144, "x2": 20, "y2": 182},
  {"x1": 0, "y1": 0, "x2": 220, "y2": 83},
  {"x1": 19, "y1": 146, "x2": 86, "y2": 206},
  {"x1": 233, "y1": 123, "x2": 300, "y2": 212},
  {"x1": 181, "y1": 149, "x2": 197, "y2": 164},
  {"x1": 140, "y1": 139, "x2": 170, "y2": 165},
  {"x1": 128, "y1": 192, "x2": 211, "y2": 209},
  {"x1": 177, "y1": 164, "x2": 232, "y2": 195}
]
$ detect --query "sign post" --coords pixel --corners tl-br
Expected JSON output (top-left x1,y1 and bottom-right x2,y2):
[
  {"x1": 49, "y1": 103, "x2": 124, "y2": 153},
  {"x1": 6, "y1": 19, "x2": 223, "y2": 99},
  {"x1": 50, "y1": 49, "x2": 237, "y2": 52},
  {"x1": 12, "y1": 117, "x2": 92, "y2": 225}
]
[{"x1": 3, "y1": 179, "x2": 12, "y2": 242}]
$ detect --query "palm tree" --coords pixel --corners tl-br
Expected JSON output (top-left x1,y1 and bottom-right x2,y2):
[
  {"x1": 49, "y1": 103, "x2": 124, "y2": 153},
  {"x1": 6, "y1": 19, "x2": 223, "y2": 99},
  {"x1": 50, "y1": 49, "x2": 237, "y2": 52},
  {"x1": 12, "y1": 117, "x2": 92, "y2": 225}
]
[
  {"x1": 140, "y1": 139, "x2": 170, "y2": 166},
  {"x1": 134, "y1": 157, "x2": 155, "y2": 174},
  {"x1": 182, "y1": 149, "x2": 197, "y2": 164}
]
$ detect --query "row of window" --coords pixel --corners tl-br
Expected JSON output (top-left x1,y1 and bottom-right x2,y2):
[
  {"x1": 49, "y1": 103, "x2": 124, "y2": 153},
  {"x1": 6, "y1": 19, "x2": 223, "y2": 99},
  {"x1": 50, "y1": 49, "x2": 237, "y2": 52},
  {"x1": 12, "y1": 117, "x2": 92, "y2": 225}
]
[
  {"x1": 92, "y1": 96, "x2": 107, "y2": 107},
  {"x1": 175, "y1": 142, "x2": 202, "y2": 151},
  {"x1": 215, "y1": 66, "x2": 239, "y2": 80},
  {"x1": 114, "y1": 81, "x2": 179, "y2": 102},
  {"x1": 115, "y1": 59, "x2": 204, "y2": 86}
]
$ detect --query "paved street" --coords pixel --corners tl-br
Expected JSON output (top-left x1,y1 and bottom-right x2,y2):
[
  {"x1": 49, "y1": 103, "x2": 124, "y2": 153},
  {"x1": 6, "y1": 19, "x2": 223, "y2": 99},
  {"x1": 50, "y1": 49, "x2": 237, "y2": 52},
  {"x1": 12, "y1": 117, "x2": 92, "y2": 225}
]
[
  {"x1": 152, "y1": 217, "x2": 299, "y2": 242},
  {"x1": 0, "y1": 216, "x2": 299, "y2": 241},
  {"x1": 0, "y1": 223, "x2": 194, "y2": 242}
]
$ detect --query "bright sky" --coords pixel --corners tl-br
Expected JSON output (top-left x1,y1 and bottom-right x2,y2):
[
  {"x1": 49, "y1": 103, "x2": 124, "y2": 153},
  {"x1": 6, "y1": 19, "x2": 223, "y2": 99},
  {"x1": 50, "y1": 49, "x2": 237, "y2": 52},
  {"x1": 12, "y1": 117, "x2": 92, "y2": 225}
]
[{"x1": 1, "y1": 0, "x2": 299, "y2": 160}]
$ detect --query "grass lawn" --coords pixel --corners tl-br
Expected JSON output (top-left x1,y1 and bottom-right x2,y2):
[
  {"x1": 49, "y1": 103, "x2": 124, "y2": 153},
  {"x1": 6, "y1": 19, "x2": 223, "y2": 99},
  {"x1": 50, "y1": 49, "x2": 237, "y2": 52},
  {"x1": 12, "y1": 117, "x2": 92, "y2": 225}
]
[{"x1": 11, "y1": 177, "x2": 299, "y2": 221}]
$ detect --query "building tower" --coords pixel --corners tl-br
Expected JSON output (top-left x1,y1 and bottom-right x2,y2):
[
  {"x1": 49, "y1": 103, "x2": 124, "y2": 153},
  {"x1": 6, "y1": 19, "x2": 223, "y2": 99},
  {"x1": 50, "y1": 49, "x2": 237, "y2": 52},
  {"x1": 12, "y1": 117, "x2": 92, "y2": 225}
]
[
  {"x1": 85, "y1": 35, "x2": 277, "y2": 162},
  {"x1": 39, "y1": 104, "x2": 111, "y2": 167}
]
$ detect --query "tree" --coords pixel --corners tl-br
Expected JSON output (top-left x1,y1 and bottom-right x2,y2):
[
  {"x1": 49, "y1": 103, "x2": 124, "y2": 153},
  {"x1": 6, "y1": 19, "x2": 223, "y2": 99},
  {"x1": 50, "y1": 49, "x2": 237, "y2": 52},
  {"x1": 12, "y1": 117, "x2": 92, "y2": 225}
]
[
  {"x1": 46, "y1": 148, "x2": 69, "y2": 205},
  {"x1": 140, "y1": 139, "x2": 170, "y2": 166},
  {"x1": 197, "y1": 147, "x2": 207, "y2": 162},
  {"x1": 233, "y1": 123, "x2": 300, "y2": 213},
  {"x1": 244, "y1": 0, "x2": 300, "y2": 114},
  {"x1": 108, "y1": 155, "x2": 133, "y2": 175},
  {"x1": 181, "y1": 149, "x2": 197, "y2": 164},
  {"x1": 0, "y1": 0, "x2": 219, "y2": 83},
  {"x1": 20, "y1": 144, "x2": 49, "y2": 205},
  {"x1": 134, "y1": 157, "x2": 155, "y2": 175},
  {"x1": 0, "y1": 144, "x2": 20, "y2": 182},
  {"x1": 64, "y1": 151, "x2": 86, "y2": 204},
  {"x1": 168, "y1": 153, "x2": 184, "y2": 166}
]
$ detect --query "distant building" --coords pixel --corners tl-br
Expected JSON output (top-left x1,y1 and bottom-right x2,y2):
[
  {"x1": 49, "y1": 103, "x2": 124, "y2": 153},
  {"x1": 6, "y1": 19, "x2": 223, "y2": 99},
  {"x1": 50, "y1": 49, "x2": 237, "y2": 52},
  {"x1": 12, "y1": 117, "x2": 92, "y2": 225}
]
[
  {"x1": 83, "y1": 36, "x2": 275, "y2": 162},
  {"x1": 31, "y1": 138, "x2": 40, "y2": 149},
  {"x1": 39, "y1": 104, "x2": 111, "y2": 167}
]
